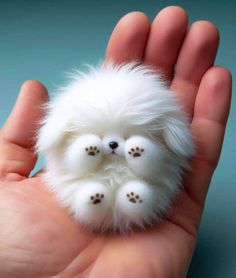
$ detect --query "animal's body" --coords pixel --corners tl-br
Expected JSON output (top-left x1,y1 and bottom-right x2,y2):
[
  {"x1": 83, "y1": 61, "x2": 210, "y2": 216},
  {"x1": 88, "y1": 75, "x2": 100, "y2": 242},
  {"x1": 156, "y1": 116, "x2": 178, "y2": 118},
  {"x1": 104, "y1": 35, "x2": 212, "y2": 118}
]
[{"x1": 37, "y1": 63, "x2": 194, "y2": 232}]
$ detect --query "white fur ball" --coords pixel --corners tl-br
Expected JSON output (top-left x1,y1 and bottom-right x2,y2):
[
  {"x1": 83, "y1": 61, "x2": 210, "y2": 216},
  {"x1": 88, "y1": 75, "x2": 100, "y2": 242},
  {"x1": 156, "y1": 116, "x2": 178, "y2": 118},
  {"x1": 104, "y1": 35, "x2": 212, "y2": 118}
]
[{"x1": 37, "y1": 62, "x2": 194, "y2": 232}]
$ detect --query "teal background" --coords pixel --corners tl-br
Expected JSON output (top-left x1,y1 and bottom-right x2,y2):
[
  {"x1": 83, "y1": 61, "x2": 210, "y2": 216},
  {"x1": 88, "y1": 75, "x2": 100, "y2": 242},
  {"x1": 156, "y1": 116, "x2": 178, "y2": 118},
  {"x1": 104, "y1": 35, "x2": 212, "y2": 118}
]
[{"x1": 0, "y1": 1, "x2": 235, "y2": 277}]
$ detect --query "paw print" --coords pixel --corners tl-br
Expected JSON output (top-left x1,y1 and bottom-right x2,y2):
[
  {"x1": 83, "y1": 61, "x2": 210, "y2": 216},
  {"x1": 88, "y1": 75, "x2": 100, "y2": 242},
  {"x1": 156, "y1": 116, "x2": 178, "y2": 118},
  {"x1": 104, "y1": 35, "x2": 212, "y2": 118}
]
[
  {"x1": 128, "y1": 147, "x2": 144, "y2": 157},
  {"x1": 126, "y1": 192, "x2": 143, "y2": 203},
  {"x1": 90, "y1": 193, "x2": 104, "y2": 204},
  {"x1": 85, "y1": 146, "x2": 100, "y2": 156}
]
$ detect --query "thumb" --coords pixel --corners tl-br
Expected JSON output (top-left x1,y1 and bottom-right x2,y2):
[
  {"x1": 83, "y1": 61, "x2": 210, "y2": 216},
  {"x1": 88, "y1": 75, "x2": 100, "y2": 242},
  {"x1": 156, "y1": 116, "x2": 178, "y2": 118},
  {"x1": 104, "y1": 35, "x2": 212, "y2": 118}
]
[{"x1": 0, "y1": 80, "x2": 48, "y2": 180}]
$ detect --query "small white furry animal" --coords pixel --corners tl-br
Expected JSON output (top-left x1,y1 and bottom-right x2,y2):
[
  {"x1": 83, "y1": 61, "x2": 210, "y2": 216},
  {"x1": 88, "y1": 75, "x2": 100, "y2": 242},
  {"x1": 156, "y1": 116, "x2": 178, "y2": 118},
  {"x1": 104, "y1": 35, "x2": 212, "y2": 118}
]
[{"x1": 37, "y1": 62, "x2": 194, "y2": 232}]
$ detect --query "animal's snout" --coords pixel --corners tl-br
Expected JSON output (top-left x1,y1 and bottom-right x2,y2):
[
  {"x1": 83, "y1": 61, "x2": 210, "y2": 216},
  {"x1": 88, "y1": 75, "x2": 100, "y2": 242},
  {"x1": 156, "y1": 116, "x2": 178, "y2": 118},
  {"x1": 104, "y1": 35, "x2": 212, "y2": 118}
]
[
  {"x1": 109, "y1": 141, "x2": 119, "y2": 150},
  {"x1": 102, "y1": 135, "x2": 124, "y2": 155}
]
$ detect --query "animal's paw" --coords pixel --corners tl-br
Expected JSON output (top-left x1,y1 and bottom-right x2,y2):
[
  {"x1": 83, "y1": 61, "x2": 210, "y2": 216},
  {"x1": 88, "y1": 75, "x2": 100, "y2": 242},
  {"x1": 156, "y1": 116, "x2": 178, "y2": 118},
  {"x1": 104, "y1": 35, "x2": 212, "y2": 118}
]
[
  {"x1": 90, "y1": 193, "x2": 104, "y2": 204},
  {"x1": 73, "y1": 182, "x2": 111, "y2": 227},
  {"x1": 125, "y1": 136, "x2": 149, "y2": 162},
  {"x1": 115, "y1": 180, "x2": 155, "y2": 225},
  {"x1": 128, "y1": 147, "x2": 144, "y2": 157},
  {"x1": 126, "y1": 192, "x2": 143, "y2": 203},
  {"x1": 85, "y1": 146, "x2": 100, "y2": 156},
  {"x1": 125, "y1": 135, "x2": 165, "y2": 181},
  {"x1": 64, "y1": 134, "x2": 103, "y2": 177}
]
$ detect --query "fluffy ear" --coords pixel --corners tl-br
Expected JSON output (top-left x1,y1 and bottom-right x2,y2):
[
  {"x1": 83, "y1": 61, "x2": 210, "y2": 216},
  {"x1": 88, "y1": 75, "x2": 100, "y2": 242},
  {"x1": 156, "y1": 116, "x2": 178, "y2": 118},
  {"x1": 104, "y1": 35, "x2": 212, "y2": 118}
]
[
  {"x1": 36, "y1": 113, "x2": 71, "y2": 154},
  {"x1": 163, "y1": 118, "x2": 195, "y2": 157}
]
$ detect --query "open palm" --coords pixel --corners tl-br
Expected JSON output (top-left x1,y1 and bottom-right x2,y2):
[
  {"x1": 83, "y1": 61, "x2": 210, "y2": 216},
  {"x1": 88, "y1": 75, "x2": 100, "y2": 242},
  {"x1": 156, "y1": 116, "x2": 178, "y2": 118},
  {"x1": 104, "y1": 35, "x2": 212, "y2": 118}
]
[{"x1": 0, "y1": 7, "x2": 231, "y2": 278}]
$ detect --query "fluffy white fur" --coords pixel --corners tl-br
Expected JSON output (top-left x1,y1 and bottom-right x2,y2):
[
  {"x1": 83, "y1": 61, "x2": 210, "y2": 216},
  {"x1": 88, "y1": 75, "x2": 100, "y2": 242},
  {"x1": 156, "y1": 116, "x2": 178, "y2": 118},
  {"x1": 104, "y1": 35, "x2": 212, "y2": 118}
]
[{"x1": 37, "y1": 62, "x2": 194, "y2": 232}]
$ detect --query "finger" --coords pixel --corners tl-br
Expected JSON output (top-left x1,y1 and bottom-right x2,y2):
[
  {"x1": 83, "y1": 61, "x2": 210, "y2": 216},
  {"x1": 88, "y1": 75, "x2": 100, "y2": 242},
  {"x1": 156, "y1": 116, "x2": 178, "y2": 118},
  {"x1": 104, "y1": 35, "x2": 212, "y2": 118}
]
[
  {"x1": 1, "y1": 80, "x2": 48, "y2": 149},
  {"x1": 144, "y1": 6, "x2": 188, "y2": 80},
  {"x1": 171, "y1": 21, "x2": 219, "y2": 114},
  {"x1": 0, "y1": 80, "x2": 48, "y2": 180},
  {"x1": 186, "y1": 66, "x2": 232, "y2": 206},
  {"x1": 105, "y1": 12, "x2": 150, "y2": 64}
]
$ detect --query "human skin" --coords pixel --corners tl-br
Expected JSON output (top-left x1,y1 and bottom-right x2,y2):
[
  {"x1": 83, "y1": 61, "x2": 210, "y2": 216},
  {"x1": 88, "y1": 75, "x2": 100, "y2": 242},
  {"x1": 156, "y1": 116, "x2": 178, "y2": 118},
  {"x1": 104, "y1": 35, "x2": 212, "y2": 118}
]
[{"x1": 0, "y1": 6, "x2": 232, "y2": 278}]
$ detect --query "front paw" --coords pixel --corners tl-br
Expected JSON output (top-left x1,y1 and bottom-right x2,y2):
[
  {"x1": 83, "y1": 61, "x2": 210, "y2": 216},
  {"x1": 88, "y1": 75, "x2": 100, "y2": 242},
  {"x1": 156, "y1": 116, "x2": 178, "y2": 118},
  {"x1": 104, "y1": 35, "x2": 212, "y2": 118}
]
[
  {"x1": 125, "y1": 136, "x2": 165, "y2": 181},
  {"x1": 85, "y1": 146, "x2": 100, "y2": 156},
  {"x1": 64, "y1": 134, "x2": 103, "y2": 177},
  {"x1": 128, "y1": 146, "x2": 144, "y2": 157}
]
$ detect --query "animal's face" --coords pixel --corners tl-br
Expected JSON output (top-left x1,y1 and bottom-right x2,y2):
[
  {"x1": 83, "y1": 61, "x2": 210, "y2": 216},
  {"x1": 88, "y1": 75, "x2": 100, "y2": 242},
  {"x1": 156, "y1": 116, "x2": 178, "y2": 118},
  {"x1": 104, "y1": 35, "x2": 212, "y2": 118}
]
[
  {"x1": 62, "y1": 130, "x2": 166, "y2": 181},
  {"x1": 37, "y1": 63, "x2": 194, "y2": 180}
]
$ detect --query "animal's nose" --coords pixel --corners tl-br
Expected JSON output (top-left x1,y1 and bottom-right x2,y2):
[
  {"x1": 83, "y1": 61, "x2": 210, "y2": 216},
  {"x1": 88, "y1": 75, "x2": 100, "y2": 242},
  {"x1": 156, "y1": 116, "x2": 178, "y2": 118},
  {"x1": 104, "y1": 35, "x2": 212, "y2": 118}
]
[{"x1": 109, "y1": 141, "x2": 119, "y2": 149}]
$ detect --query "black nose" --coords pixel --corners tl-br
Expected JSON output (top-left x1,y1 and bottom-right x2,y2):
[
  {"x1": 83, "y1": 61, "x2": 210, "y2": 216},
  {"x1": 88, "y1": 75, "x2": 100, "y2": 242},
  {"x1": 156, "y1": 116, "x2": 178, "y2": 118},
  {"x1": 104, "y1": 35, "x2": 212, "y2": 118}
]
[{"x1": 109, "y1": 141, "x2": 119, "y2": 149}]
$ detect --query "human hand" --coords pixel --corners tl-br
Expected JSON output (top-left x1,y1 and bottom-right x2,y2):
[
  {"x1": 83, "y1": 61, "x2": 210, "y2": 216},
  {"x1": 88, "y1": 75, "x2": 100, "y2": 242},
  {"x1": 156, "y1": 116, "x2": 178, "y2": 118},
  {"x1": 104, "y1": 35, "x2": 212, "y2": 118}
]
[{"x1": 0, "y1": 6, "x2": 231, "y2": 278}]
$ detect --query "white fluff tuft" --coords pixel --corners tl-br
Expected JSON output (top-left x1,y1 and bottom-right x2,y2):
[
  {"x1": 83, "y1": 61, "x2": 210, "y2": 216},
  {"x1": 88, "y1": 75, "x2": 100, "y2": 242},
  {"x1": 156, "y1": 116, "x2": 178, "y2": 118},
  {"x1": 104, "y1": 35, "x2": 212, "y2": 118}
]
[{"x1": 37, "y1": 62, "x2": 195, "y2": 232}]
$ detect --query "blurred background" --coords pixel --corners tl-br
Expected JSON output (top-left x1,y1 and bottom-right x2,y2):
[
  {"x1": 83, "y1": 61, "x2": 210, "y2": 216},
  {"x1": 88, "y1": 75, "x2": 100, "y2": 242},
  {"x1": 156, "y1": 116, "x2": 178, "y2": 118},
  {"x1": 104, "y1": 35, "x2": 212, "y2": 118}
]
[{"x1": 0, "y1": 1, "x2": 235, "y2": 277}]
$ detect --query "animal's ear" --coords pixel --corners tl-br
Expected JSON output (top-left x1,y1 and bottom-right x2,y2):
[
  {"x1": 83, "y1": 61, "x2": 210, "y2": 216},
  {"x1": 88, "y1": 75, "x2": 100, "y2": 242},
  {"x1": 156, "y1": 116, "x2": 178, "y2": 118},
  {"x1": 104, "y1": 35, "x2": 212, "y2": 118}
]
[
  {"x1": 36, "y1": 113, "x2": 71, "y2": 154},
  {"x1": 162, "y1": 117, "x2": 195, "y2": 157}
]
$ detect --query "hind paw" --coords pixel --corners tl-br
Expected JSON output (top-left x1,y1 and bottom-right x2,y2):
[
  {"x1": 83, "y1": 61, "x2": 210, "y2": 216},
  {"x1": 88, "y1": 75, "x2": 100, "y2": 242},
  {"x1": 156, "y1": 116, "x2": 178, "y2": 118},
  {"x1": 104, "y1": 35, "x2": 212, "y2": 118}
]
[
  {"x1": 126, "y1": 192, "x2": 143, "y2": 203},
  {"x1": 90, "y1": 193, "x2": 104, "y2": 204},
  {"x1": 115, "y1": 180, "x2": 154, "y2": 224},
  {"x1": 73, "y1": 182, "x2": 111, "y2": 226}
]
